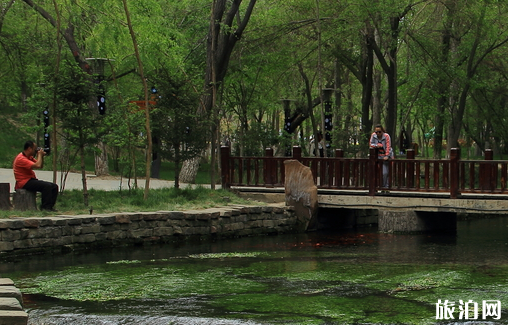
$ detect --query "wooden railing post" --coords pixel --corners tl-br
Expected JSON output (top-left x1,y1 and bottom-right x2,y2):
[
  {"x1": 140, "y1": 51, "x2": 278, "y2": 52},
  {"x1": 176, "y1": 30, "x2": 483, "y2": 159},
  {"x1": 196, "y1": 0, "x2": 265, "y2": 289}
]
[
  {"x1": 450, "y1": 147, "x2": 460, "y2": 199},
  {"x1": 368, "y1": 147, "x2": 377, "y2": 196},
  {"x1": 479, "y1": 149, "x2": 491, "y2": 191},
  {"x1": 406, "y1": 149, "x2": 415, "y2": 188},
  {"x1": 292, "y1": 146, "x2": 302, "y2": 160},
  {"x1": 484, "y1": 149, "x2": 495, "y2": 191},
  {"x1": 334, "y1": 149, "x2": 344, "y2": 188},
  {"x1": 264, "y1": 148, "x2": 274, "y2": 187},
  {"x1": 220, "y1": 146, "x2": 231, "y2": 190}
]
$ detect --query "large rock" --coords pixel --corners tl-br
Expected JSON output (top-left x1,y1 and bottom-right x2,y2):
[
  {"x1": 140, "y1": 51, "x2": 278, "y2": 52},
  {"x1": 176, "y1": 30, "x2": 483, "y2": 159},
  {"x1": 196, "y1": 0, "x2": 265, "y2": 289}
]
[{"x1": 284, "y1": 160, "x2": 318, "y2": 231}]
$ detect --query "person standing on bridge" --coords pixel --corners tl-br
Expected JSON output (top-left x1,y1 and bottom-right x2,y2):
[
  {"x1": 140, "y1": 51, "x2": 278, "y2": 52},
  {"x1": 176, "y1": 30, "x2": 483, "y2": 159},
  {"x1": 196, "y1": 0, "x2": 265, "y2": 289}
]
[
  {"x1": 370, "y1": 124, "x2": 394, "y2": 189},
  {"x1": 13, "y1": 140, "x2": 58, "y2": 211}
]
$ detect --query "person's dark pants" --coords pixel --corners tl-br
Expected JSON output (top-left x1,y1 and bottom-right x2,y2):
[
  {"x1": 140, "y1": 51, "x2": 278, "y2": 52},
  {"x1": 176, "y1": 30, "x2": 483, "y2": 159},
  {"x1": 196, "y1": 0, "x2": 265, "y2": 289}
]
[{"x1": 23, "y1": 178, "x2": 58, "y2": 210}]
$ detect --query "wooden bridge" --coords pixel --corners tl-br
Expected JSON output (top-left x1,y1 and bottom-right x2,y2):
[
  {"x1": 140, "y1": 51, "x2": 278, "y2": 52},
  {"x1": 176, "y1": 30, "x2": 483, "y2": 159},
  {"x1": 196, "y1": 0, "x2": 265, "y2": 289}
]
[
  {"x1": 220, "y1": 146, "x2": 508, "y2": 199},
  {"x1": 220, "y1": 146, "x2": 508, "y2": 232}
]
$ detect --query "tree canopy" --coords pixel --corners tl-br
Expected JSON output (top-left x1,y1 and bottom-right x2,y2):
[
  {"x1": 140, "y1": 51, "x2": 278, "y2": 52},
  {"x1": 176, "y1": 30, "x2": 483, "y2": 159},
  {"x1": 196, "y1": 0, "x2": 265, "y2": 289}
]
[{"x1": 5, "y1": 0, "x2": 508, "y2": 188}]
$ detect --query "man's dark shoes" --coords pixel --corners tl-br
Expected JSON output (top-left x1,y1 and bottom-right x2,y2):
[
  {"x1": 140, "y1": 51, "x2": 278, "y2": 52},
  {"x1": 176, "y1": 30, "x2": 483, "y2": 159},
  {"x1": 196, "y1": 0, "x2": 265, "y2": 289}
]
[{"x1": 42, "y1": 207, "x2": 58, "y2": 212}]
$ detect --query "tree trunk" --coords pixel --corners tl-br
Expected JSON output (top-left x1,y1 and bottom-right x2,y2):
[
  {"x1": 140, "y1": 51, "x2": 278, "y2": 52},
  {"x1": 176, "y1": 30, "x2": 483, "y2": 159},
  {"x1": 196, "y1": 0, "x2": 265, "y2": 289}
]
[
  {"x1": 151, "y1": 136, "x2": 160, "y2": 178},
  {"x1": 122, "y1": 0, "x2": 152, "y2": 199},
  {"x1": 371, "y1": 6, "x2": 414, "y2": 154},
  {"x1": 0, "y1": 183, "x2": 11, "y2": 210},
  {"x1": 94, "y1": 141, "x2": 109, "y2": 176},
  {"x1": 433, "y1": 95, "x2": 446, "y2": 159},
  {"x1": 210, "y1": 119, "x2": 218, "y2": 189},
  {"x1": 448, "y1": 84, "x2": 470, "y2": 153},
  {"x1": 298, "y1": 63, "x2": 320, "y2": 157},
  {"x1": 361, "y1": 30, "x2": 374, "y2": 146},
  {"x1": 13, "y1": 189, "x2": 36, "y2": 211},
  {"x1": 174, "y1": 144, "x2": 181, "y2": 189},
  {"x1": 151, "y1": 155, "x2": 161, "y2": 179},
  {"x1": 333, "y1": 60, "x2": 343, "y2": 150},
  {"x1": 434, "y1": 2, "x2": 454, "y2": 159},
  {"x1": 179, "y1": 0, "x2": 257, "y2": 183},
  {"x1": 180, "y1": 156, "x2": 200, "y2": 184},
  {"x1": 372, "y1": 70, "x2": 382, "y2": 127},
  {"x1": 80, "y1": 145, "x2": 89, "y2": 207}
]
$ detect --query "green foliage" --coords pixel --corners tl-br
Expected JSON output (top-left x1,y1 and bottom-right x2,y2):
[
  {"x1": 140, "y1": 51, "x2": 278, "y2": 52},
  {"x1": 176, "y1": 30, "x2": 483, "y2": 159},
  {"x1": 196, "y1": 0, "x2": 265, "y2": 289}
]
[
  {"x1": 3, "y1": 0, "x2": 508, "y2": 165},
  {"x1": 102, "y1": 87, "x2": 147, "y2": 179},
  {"x1": 0, "y1": 113, "x2": 31, "y2": 168},
  {"x1": 55, "y1": 61, "x2": 106, "y2": 148},
  {"x1": 235, "y1": 122, "x2": 283, "y2": 156},
  {"x1": 150, "y1": 67, "x2": 209, "y2": 167}
]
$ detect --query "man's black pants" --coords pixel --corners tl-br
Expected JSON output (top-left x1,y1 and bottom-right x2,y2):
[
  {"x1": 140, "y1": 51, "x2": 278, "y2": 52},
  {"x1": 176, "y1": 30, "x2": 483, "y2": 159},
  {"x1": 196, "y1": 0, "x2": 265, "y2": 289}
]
[{"x1": 23, "y1": 178, "x2": 58, "y2": 210}]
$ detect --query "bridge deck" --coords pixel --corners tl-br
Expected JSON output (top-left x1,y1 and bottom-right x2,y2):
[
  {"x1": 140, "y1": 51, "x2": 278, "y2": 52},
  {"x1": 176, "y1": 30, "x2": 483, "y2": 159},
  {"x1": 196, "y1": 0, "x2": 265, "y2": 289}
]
[{"x1": 233, "y1": 186, "x2": 508, "y2": 214}]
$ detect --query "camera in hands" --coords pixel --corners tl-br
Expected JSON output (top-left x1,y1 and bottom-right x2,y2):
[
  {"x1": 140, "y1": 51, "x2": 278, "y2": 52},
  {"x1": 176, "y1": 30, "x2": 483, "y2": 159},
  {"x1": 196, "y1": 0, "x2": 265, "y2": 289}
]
[{"x1": 36, "y1": 147, "x2": 51, "y2": 155}]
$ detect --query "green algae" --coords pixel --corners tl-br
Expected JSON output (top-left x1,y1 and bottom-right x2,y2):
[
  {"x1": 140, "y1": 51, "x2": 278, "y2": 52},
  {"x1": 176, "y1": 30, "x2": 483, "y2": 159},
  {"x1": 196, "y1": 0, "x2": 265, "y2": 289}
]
[
  {"x1": 11, "y1": 250, "x2": 508, "y2": 324},
  {"x1": 188, "y1": 251, "x2": 270, "y2": 259},
  {"x1": 106, "y1": 260, "x2": 142, "y2": 264},
  {"x1": 18, "y1": 260, "x2": 267, "y2": 301},
  {"x1": 211, "y1": 293, "x2": 435, "y2": 325}
]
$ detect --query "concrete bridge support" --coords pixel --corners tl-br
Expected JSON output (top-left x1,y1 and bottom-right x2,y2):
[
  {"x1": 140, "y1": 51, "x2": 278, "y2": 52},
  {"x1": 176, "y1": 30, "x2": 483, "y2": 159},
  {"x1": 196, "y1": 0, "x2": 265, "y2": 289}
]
[{"x1": 378, "y1": 210, "x2": 457, "y2": 233}]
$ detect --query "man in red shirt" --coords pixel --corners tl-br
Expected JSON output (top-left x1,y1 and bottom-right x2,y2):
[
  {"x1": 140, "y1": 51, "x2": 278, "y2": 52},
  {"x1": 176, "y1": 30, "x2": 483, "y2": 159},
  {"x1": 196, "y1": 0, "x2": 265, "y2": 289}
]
[{"x1": 13, "y1": 141, "x2": 58, "y2": 211}]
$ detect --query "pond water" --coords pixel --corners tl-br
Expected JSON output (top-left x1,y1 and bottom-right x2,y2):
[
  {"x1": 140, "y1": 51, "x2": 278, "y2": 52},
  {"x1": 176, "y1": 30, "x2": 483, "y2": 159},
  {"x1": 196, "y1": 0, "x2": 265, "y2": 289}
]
[{"x1": 2, "y1": 215, "x2": 508, "y2": 325}]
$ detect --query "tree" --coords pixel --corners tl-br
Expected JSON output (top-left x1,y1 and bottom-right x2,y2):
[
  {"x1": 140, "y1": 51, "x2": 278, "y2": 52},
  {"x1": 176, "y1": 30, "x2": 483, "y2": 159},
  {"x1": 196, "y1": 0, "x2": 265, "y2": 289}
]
[
  {"x1": 151, "y1": 68, "x2": 209, "y2": 188},
  {"x1": 121, "y1": 0, "x2": 153, "y2": 200},
  {"x1": 55, "y1": 62, "x2": 105, "y2": 206},
  {"x1": 179, "y1": 0, "x2": 257, "y2": 184}
]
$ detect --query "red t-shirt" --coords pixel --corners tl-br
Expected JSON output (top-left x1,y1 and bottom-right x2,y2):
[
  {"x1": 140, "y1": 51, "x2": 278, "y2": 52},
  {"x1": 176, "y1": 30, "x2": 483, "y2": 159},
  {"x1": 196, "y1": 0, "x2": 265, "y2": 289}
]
[{"x1": 13, "y1": 152, "x2": 37, "y2": 190}]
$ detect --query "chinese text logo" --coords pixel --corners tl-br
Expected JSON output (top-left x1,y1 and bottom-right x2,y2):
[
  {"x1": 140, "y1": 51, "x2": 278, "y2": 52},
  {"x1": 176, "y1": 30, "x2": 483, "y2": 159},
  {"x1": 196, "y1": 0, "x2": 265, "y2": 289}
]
[{"x1": 436, "y1": 299, "x2": 501, "y2": 320}]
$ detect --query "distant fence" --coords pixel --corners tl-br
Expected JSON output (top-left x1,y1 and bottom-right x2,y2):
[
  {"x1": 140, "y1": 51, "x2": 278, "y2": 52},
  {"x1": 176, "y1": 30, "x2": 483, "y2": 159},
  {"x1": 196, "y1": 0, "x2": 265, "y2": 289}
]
[{"x1": 220, "y1": 146, "x2": 508, "y2": 199}]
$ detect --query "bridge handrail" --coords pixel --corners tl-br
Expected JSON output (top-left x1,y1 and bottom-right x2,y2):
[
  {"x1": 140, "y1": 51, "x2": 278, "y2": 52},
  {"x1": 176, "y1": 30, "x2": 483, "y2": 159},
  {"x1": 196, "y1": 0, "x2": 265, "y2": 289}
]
[{"x1": 220, "y1": 146, "x2": 505, "y2": 198}]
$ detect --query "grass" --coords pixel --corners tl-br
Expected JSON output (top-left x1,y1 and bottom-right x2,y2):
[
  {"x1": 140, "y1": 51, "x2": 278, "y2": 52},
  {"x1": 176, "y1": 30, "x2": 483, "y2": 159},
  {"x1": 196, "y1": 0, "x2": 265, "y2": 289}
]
[{"x1": 2, "y1": 186, "x2": 261, "y2": 218}]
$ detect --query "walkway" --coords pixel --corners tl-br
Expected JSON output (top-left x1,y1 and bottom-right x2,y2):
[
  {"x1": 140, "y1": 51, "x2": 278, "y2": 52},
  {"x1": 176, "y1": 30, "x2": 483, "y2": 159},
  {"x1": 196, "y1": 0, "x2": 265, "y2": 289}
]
[{"x1": 0, "y1": 168, "x2": 215, "y2": 191}]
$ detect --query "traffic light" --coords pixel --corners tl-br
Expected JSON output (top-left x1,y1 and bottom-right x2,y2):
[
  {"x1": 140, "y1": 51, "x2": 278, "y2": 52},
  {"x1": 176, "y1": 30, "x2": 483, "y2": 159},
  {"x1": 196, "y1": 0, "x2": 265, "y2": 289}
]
[{"x1": 97, "y1": 84, "x2": 106, "y2": 115}]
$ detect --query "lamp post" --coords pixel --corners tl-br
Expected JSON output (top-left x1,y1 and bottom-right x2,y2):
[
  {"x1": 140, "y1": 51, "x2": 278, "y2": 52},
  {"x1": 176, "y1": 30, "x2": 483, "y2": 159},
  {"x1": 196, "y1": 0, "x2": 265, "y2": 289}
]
[
  {"x1": 85, "y1": 58, "x2": 114, "y2": 176},
  {"x1": 85, "y1": 58, "x2": 114, "y2": 115},
  {"x1": 281, "y1": 99, "x2": 296, "y2": 156},
  {"x1": 35, "y1": 83, "x2": 50, "y2": 154},
  {"x1": 322, "y1": 88, "x2": 334, "y2": 155}
]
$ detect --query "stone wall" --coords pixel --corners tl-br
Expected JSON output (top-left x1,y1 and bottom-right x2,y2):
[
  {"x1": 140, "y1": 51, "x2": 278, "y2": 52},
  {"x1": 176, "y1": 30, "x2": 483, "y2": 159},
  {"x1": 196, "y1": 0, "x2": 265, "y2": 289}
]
[{"x1": 0, "y1": 204, "x2": 298, "y2": 256}]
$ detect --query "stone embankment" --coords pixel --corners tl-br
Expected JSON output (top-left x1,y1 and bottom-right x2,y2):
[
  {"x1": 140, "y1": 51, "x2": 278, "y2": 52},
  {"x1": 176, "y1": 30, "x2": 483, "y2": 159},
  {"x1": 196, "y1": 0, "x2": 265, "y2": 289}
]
[{"x1": 0, "y1": 204, "x2": 297, "y2": 256}]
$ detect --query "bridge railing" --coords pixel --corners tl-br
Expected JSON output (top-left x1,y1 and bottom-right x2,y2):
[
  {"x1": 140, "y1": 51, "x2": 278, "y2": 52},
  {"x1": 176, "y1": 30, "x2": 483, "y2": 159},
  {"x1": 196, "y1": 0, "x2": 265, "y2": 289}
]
[{"x1": 220, "y1": 146, "x2": 507, "y2": 198}]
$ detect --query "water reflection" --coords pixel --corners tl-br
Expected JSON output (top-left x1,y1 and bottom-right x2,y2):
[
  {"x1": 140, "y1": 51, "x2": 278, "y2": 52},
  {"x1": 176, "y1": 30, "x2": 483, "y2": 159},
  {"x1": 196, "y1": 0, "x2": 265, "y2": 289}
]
[{"x1": 2, "y1": 215, "x2": 508, "y2": 324}]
